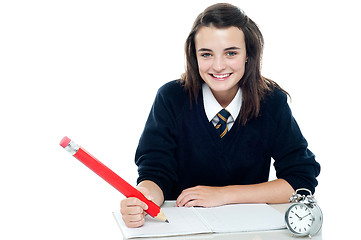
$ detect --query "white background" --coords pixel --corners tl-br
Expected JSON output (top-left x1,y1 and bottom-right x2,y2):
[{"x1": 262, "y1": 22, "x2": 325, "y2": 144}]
[{"x1": 1, "y1": 0, "x2": 360, "y2": 239}]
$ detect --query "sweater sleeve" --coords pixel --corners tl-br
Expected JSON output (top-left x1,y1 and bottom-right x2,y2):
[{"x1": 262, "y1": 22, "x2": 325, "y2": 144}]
[
  {"x1": 135, "y1": 81, "x2": 184, "y2": 199},
  {"x1": 270, "y1": 93, "x2": 320, "y2": 194}
]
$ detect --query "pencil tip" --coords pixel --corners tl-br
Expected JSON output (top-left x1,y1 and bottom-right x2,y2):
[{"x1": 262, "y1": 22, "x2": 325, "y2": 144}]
[{"x1": 165, "y1": 219, "x2": 169, "y2": 223}]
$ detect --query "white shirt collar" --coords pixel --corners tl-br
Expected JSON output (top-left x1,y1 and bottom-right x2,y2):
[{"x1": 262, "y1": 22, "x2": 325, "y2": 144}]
[{"x1": 202, "y1": 83, "x2": 242, "y2": 123}]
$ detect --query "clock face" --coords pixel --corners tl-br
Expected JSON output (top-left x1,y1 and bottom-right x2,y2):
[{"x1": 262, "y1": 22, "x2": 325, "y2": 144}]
[{"x1": 286, "y1": 204, "x2": 314, "y2": 235}]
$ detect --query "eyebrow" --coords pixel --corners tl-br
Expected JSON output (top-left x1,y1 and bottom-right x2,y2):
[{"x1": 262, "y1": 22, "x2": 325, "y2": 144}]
[{"x1": 198, "y1": 47, "x2": 241, "y2": 52}]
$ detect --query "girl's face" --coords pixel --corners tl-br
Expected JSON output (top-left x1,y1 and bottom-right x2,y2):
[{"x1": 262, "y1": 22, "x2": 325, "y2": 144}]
[{"x1": 195, "y1": 26, "x2": 247, "y2": 102}]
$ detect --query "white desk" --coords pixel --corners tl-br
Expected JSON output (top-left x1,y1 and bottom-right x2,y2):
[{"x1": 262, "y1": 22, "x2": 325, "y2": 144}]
[{"x1": 118, "y1": 202, "x2": 322, "y2": 240}]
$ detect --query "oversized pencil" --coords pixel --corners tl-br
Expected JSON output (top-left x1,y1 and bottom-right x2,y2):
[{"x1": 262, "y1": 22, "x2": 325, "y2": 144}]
[{"x1": 59, "y1": 136, "x2": 168, "y2": 222}]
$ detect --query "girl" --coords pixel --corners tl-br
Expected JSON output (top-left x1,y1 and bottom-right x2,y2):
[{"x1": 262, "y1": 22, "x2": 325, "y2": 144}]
[{"x1": 120, "y1": 3, "x2": 320, "y2": 228}]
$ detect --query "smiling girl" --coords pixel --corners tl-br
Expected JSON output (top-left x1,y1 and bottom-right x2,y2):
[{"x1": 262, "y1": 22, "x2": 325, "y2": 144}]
[{"x1": 120, "y1": 3, "x2": 320, "y2": 228}]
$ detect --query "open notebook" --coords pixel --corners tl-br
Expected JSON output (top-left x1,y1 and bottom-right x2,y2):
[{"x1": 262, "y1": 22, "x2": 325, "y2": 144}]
[{"x1": 113, "y1": 202, "x2": 286, "y2": 239}]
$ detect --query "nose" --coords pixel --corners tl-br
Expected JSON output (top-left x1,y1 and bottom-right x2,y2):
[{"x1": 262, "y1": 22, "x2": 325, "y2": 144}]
[{"x1": 212, "y1": 56, "x2": 226, "y2": 72}]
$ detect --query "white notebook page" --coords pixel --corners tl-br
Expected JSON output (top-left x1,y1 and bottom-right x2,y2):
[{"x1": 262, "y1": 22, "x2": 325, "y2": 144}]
[
  {"x1": 113, "y1": 207, "x2": 211, "y2": 239},
  {"x1": 113, "y1": 202, "x2": 286, "y2": 239},
  {"x1": 194, "y1": 203, "x2": 286, "y2": 233}
]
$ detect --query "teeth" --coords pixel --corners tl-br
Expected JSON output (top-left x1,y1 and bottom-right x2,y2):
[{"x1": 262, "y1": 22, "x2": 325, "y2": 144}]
[{"x1": 212, "y1": 73, "x2": 231, "y2": 78}]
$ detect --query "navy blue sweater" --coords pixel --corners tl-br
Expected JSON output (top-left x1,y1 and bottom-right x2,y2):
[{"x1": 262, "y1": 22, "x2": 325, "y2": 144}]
[{"x1": 136, "y1": 80, "x2": 320, "y2": 200}]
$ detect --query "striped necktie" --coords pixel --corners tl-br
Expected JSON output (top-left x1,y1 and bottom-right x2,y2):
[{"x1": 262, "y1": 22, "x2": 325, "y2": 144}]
[{"x1": 215, "y1": 109, "x2": 231, "y2": 138}]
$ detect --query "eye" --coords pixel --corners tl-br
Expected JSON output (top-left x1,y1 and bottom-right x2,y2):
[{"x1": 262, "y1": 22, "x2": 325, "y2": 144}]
[
  {"x1": 200, "y1": 53, "x2": 212, "y2": 58},
  {"x1": 226, "y1": 51, "x2": 237, "y2": 57}
]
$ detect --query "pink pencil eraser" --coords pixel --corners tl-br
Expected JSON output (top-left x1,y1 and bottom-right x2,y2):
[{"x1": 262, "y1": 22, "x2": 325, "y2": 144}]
[{"x1": 60, "y1": 136, "x2": 71, "y2": 148}]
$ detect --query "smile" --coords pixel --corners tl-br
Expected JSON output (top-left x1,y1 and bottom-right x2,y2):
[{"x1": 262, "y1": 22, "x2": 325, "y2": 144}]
[{"x1": 210, "y1": 73, "x2": 232, "y2": 79}]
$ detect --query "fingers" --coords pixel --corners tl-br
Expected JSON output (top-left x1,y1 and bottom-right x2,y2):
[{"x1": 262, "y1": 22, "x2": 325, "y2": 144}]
[
  {"x1": 120, "y1": 196, "x2": 149, "y2": 211},
  {"x1": 119, "y1": 185, "x2": 155, "y2": 228},
  {"x1": 178, "y1": 196, "x2": 203, "y2": 208},
  {"x1": 184, "y1": 199, "x2": 201, "y2": 208},
  {"x1": 120, "y1": 197, "x2": 149, "y2": 228},
  {"x1": 122, "y1": 211, "x2": 146, "y2": 228},
  {"x1": 176, "y1": 186, "x2": 224, "y2": 208},
  {"x1": 176, "y1": 186, "x2": 202, "y2": 207}
]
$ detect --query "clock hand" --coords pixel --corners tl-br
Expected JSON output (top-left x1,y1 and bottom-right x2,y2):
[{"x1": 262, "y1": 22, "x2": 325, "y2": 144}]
[
  {"x1": 300, "y1": 213, "x2": 311, "y2": 220},
  {"x1": 295, "y1": 213, "x2": 302, "y2": 220}
]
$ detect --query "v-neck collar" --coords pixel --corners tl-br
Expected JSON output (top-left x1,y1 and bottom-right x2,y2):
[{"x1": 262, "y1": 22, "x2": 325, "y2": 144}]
[
  {"x1": 202, "y1": 83, "x2": 242, "y2": 131},
  {"x1": 197, "y1": 88, "x2": 241, "y2": 145}
]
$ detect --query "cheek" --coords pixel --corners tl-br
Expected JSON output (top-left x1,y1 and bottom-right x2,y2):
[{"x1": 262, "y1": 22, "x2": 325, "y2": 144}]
[
  {"x1": 229, "y1": 60, "x2": 246, "y2": 74},
  {"x1": 197, "y1": 59, "x2": 211, "y2": 74}
]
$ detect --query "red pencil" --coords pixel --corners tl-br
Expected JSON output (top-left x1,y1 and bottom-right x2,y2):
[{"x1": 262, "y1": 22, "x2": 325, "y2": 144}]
[{"x1": 59, "y1": 136, "x2": 168, "y2": 223}]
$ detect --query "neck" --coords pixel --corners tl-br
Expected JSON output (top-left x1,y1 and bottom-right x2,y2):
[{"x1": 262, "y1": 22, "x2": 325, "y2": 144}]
[{"x1": 212, "y1": 88, "x2": 239, "y2": 108}]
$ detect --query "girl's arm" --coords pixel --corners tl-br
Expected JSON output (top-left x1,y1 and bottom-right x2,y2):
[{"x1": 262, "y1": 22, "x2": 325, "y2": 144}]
[{"x1": 176, "y1": 179, "x2": 294, "y2": 208}]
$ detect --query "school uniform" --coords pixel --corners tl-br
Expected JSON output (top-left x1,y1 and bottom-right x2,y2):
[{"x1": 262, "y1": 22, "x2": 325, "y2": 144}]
[{"x1": 135, "y1": 80, "x2": 320, "y2": 200}]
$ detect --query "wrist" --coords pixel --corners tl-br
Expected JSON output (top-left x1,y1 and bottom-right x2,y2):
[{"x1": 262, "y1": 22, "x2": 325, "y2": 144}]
[
  {"x1": 138, "y1": 180, "x2": 165, "y2": 206},
  {"x1": 221, "y1": 185, "x2": 245, "y2": 204}
]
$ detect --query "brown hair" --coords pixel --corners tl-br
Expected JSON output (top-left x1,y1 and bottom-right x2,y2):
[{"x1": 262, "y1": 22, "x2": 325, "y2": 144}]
[{"x1": 180, "y1": 3, "x2": 289, "y2": 125}]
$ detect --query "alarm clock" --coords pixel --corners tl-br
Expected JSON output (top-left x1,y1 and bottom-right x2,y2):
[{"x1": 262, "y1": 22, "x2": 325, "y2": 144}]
[{"x1": 285, "y1": 188, "x2": 323, "y2": 237}]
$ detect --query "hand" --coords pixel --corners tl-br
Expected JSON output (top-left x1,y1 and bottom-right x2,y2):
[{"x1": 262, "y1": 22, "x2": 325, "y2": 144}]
[
  {"x1": 120, "y1": 187, "x2": 151, "y2": 228},
  {"x1": 176, "y1": 186, "x2": 226, "y2": 208}
]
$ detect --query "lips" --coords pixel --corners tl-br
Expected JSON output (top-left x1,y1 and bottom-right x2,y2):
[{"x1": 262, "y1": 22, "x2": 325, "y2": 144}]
[{"x1": 209, "y1": 73, "x2": 232, "y2": 80}]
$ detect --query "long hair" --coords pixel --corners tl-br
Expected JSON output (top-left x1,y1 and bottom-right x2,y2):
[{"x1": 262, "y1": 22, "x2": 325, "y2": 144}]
[{"x1": 180, "y1": 3, "x2": 289, "y2": 125}]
